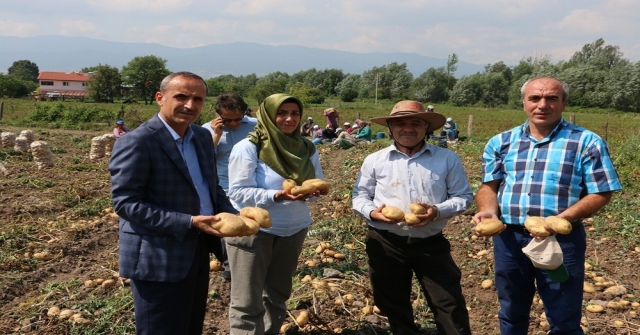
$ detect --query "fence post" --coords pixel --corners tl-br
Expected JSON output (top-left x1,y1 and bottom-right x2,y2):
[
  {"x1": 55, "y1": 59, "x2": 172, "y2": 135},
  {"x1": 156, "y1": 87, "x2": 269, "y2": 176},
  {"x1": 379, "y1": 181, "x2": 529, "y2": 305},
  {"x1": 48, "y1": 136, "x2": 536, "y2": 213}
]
[
  {"x1": 467, "y1": 115, "x2": 473, "y2": 137},
  {"x1": 570, "y1": 113, "x2": 575, "y2": 124},
  {"x1": 0, "y1": 100, "x2": 4, "y2": 120},
  {"x1": 604, "y1": 122, "x2": 608, "y2": 142}
]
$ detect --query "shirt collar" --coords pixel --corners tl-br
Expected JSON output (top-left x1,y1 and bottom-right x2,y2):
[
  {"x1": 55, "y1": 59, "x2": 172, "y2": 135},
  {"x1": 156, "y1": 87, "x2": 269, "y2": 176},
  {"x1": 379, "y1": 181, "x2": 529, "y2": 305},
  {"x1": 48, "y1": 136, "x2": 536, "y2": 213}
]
[
  {"x1": 158, "y1": 113, "x2": 194, "y2": 142},
  {"x1": 521, "y1": 118, "x2": 567, "y2": 141},
  {"x1": 389, "y1": 140, "x2": 432, "y2": 157}
]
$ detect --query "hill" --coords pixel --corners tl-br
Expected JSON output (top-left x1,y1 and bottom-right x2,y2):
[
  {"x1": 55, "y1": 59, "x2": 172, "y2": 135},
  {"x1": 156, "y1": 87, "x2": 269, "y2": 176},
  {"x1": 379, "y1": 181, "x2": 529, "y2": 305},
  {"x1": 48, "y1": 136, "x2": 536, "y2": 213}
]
[{"x1": 0, "y1": 35, "x2": 485, "y2": 78}]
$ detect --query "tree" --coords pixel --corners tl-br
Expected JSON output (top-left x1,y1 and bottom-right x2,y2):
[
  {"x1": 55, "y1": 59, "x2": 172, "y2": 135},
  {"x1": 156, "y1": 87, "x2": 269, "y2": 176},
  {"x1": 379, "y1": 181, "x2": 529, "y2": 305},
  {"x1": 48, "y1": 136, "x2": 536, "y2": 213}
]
[
  {"x1": 87, "y1": 64, "x2": 122, "y2": 103},
  {"x1": 481, "y1": 73, "x2": 509, "y2": 107},
  {"x1": 569, "y1": 38, "x2": 623, "y2": 70},
  {"x1": 249, "y1": 72, "x2": 290, "y2": 103},
  {"x1": 360, "y1": 63, "x2": 413, "y2": 100},
  {"x1": 0, "y1": 74, "x2": 35, "y2": 97},
  {"x1": 412, "y1": 67, "x2": 456, "y2": 103},
  {"x1": 121, "y1": 55, "x2": 171, "y2": 105},
  {"x1": 450, "y1": 74, "x2": 484, "y2": 107},
  {"x1": 289, "y1": 82, "x2": 325, "y2": 105},
  {"x1": 335, "y1": 74, "x2": 361, "y2": 101},
  {"x1": 7, "y1": 60, "x2": 39, "y2": 83}
]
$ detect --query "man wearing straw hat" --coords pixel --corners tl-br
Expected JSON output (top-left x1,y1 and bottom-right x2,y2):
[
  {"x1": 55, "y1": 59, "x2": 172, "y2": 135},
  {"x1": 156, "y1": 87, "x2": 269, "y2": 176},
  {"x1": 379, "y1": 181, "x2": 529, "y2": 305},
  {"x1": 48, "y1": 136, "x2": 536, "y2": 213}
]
[{"x1": 352, "y1": 100, "x2": 473, "y2": 335}]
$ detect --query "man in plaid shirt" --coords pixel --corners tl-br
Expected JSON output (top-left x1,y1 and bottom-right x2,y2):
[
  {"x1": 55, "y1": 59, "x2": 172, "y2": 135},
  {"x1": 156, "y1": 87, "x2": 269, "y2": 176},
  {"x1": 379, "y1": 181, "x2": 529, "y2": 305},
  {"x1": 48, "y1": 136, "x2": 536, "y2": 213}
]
[{"x1": 473, "y1": 76, "x2": 622, "y2": 335}]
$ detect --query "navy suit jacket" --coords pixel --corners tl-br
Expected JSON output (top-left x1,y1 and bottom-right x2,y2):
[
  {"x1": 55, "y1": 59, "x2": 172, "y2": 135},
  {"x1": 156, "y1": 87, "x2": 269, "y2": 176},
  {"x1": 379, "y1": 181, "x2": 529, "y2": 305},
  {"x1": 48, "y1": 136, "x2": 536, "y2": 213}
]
[{"x1": 109, "y1": 114, "x2": 236, "y2": 282}]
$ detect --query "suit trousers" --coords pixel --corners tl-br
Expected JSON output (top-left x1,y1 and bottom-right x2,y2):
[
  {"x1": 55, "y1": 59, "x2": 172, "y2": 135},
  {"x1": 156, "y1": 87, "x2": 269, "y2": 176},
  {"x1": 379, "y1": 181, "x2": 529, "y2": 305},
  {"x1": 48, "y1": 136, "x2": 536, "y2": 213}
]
[
  {"x1": 226, "y1": 228, "x2": 308, "y2": 335},
  {"x1": 130, "y1": 233, "x2": 210, "y2": 335},
  {"x1": 366, "y1": 228, "x2": 471, "y2": 335}
]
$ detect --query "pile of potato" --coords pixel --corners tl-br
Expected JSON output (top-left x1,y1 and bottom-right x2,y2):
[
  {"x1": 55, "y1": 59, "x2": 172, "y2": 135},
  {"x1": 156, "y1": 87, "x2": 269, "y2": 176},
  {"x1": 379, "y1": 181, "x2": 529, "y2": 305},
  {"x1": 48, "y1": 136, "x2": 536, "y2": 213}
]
[
  {"x1": 282, "y1": 178, "x2": 331, "y2": 196},
  {"x1": 381, "y1": 203, "x2": 427, "y2": 225},
  {"x1": 210, "y1": 207, "x2": 272, "y2": 237}
]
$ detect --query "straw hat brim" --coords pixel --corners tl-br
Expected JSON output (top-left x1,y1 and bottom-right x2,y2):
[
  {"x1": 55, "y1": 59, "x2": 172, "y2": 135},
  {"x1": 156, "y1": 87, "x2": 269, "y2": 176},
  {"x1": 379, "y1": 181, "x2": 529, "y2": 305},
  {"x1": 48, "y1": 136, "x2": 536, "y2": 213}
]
[{"x1": 370, "y1": 112, "x2": 446, "y2": 134}]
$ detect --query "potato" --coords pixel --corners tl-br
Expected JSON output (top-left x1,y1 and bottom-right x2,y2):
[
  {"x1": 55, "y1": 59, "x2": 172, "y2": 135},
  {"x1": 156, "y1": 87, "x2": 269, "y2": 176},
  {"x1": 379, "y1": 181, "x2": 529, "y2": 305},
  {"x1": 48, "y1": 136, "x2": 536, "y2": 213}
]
[
  {"x1": 211, "y1": 213, "x2": 254, "y2": 237},
  {"x1": 408, "y1": 203, "x2": 427, "y2": 214},
  {"x1": 545, "y1": 216, "x2": 572, "y2": 234},
  {"x1": 524, "y1": 216, "x2": 550, "y2": 236},
  {"x1": 291, "y1": 184, "x2": 316, "y2": 196},
  {"x1": 381, "y1": 206, "x2": 404, "y2": 220},
  {"x1": 404, "y1": 213, "x2": 421, "y2": 225},
  {"x1": 238, "y1": 216, "x2": 260, "y2": 235},
  {"x1": 475, "y1": 218, "x2": 504, "y2": 236},
  {"x1": 239, "y1": 207, "x2": 272, "y2": 228},
  {"x1": 282, "y1": 179, "x2": 297, "y2": 194},
  {"x1": 302, "y1": 178, "x2": 331, "y2": 193},
  {"x1": 295, "y1": 310, "x2": 309, "y2": 326},
  {"x1": 210, "y1": 260, "x2": 223, "y2": 271},
  {"x1": 586, "y1": 304, "x2": 604, "y2": 313}
]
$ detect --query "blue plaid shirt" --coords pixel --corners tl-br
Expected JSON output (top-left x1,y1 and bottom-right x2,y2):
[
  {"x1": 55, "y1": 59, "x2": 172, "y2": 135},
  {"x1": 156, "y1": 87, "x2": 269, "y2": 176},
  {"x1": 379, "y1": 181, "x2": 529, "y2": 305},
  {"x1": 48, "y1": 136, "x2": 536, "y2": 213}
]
[{"x1": 481, "y1": 118, "x2": 622, "y2": 225}]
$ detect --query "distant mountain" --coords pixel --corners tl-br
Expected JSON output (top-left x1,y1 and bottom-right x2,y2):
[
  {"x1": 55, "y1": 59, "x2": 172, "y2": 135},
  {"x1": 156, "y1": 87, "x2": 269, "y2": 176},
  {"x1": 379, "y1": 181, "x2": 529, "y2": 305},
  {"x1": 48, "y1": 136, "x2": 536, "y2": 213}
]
[{"x1": 0, "y1": 35, "x2": 485, "y2": 78}]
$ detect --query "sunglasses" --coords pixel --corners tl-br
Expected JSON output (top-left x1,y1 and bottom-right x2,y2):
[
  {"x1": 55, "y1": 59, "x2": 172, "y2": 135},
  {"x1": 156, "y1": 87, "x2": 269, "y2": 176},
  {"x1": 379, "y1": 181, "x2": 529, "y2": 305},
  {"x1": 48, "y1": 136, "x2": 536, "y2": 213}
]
[{"x1": 220, "y1": 116, "x2": 244, "y2": 123}]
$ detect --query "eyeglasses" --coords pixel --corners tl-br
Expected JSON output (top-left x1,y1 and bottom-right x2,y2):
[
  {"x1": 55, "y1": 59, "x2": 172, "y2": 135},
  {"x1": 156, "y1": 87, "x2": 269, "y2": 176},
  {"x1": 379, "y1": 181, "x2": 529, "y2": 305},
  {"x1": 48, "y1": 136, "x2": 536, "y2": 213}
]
[{"x1": 221, "y1": 116, "x2": 243, "y2": 123}]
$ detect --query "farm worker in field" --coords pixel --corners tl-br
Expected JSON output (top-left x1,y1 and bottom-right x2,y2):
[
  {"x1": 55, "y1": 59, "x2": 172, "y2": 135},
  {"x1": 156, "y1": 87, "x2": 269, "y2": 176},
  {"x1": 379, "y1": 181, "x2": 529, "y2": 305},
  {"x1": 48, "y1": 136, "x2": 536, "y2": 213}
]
[
  {"x1": 352, "y1": 100, "x2": 473, "y2": 335},
  {"x1": 226, "y1": 93, "x2": 327, "y2": 334},
  {"x1": 440, "y1": 117, "x2": 459, "y2": 141},
  {"x1": 109, "y1": 72, "x2": 237, "y2": 335},
  {"x1": 202, "y1": 92, "x2": 258, "y2": 282},
  {"x1": 323, "y1": 107, "x2": 339, "y2": 130},
  {"x1": 343, "y1": 122, "x2": 353, "y2": 133},
  {"x1": 113, "y1": 120, "x2": 130, "y2": 138},
  {"x1": 473, "y1": 76, "x2": 622, "y2": 335},
  {"x1": 300, "y1": 116, "x2": 315, "y2": 136},
  {"x1": 310, "y1": 124, "x2": 323, "y2": 144},
  {"x1": 354, "y1": 119, "x2": 372, "y2": 142}
]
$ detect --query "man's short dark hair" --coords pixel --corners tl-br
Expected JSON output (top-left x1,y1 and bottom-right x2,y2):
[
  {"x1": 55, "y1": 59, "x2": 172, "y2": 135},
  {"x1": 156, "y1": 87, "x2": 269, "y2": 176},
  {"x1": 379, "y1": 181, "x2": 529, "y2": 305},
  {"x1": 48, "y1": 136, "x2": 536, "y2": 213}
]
[{"x1": 215, "y1": 93, "x2": 248, "y2": 115}]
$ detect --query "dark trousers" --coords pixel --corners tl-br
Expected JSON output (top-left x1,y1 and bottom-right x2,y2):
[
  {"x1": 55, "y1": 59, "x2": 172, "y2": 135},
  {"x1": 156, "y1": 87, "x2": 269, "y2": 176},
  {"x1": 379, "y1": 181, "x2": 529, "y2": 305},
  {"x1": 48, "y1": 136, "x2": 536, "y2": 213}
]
[
  {"x1": 131, "y1": 234, "x2": 211, "y2": 335},
  {"x1": 366, "y1": 228, "x2": 471, "y2": 335},
  {"x1": 494, "y1": 225, "x2": 586, "y2": 335}
]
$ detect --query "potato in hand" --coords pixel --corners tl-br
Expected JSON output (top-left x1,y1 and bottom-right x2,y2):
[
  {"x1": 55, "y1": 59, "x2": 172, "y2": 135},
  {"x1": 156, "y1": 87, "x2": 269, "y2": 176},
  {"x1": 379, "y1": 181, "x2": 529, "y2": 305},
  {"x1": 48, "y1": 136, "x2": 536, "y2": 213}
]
[
  {"x1": 474, "y1": 218, "x2": 504, "y2": 236},
  {"x1": 381, "y1": 206, "x2": 404, "y2": 220}
]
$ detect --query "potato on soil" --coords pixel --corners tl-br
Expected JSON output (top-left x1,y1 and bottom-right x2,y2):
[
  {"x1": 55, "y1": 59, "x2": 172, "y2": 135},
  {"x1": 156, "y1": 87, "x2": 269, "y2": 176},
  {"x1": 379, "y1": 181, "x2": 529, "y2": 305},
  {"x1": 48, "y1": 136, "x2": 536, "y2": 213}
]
[
  {"x1": 282, "y1": 179, "x2": 297, "y2": 194},
  {"x1": 404, "y1": 213, "x2": 421, "y2": 225},
  {"x1": 475, "y1": 218, "x2": 504, "y2": 236},
  {"x1": 302, "y1": 178, "x2": 331, "y2": 193},
  {"x1": 524, "y1": 216, "x2": 550, "y2": 236},
  {"x1": 381, "y1": 206, "x2": 404, "y2": 220},
  {"x1": 291, "y1": 184, "x2": 316, "y2": 196},
  {"x1": 545, "y1": 216, "x2": 572, "y2": 234},
  {"x1": 239, "y1": 206, "x2": 272, "y2": 228},
  {"x1": 408, "y1": 203, "x2": 427, "y2": 214}
]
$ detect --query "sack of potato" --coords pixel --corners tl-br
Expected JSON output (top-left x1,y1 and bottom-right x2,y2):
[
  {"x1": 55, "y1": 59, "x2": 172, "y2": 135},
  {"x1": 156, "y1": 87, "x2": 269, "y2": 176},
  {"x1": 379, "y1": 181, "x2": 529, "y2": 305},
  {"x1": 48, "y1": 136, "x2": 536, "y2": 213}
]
[
  {"x1": 211, "y1": 207, "x2": 272, "y2": 237},
  {"x1": 282, "y1": 178, "x2": 331, "y2": 196}
]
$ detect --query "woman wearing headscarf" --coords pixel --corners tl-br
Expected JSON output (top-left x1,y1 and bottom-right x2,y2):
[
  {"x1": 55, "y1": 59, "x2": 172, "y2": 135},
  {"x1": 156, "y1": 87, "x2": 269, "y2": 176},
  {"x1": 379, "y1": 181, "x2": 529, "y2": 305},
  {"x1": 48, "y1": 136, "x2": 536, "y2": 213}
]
[{"x1": 226, "y1": 93, "x2": 326, "y2": 334}]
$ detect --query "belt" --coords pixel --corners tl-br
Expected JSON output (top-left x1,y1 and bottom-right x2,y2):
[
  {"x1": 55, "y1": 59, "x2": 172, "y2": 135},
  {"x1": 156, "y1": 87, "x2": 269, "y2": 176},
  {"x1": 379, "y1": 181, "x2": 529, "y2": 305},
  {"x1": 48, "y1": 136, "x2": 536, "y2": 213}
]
[{"x1": 369, "y1": 226, "x2": 443, "y2": 245}]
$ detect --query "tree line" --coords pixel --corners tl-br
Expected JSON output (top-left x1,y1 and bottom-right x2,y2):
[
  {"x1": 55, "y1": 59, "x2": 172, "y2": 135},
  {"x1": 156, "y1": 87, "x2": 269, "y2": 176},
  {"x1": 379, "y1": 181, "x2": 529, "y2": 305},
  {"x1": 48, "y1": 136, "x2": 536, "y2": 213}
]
[{"x1": 1, "y1": 39, "x2": 639, "y2": 112}]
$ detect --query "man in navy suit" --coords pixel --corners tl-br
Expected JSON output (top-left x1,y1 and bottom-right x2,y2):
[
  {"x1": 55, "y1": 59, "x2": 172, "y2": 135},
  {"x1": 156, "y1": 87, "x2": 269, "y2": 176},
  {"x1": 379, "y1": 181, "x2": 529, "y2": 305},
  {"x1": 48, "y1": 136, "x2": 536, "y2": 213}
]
[{"x1": 109, "y1": 71, "x2": 237, "y2": 335}]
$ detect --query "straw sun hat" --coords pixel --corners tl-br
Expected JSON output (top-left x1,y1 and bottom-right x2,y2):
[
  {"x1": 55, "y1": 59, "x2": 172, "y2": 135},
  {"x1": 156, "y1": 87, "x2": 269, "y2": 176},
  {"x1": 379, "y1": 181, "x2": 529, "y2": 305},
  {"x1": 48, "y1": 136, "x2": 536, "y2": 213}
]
[{"x1": 369, "y1": 100, "x2": 446, "y2": 134}]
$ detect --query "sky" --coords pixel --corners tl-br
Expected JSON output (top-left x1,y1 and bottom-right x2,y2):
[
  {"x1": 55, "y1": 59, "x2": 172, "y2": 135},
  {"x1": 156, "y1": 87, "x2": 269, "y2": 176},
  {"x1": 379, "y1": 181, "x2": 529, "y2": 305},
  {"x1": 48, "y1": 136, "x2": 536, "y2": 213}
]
[{"x1": 1, "y1": 0, "x2": 639, "y2": 66}]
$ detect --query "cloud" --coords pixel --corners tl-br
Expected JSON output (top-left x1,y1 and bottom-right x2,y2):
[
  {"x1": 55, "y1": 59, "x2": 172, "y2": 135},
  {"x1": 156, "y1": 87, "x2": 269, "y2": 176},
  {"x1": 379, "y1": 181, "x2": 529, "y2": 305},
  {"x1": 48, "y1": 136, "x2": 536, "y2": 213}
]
[
  {"x1": 0, "y1": 20, "x2": 39, "y2": 37},
  {"x1": 58, "y1": 20, "x2": 101, "y2": 37},
  {"x1": 86, "y1": 0, "x2": 189, "y2": 12}
]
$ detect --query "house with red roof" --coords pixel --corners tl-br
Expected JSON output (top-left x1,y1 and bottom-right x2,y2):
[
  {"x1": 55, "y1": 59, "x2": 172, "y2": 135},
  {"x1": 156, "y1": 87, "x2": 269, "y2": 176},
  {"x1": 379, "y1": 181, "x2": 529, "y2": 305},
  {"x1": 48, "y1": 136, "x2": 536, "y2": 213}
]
[{"x1": 37, "y1": 72, "x2": 91, "y2": 100}]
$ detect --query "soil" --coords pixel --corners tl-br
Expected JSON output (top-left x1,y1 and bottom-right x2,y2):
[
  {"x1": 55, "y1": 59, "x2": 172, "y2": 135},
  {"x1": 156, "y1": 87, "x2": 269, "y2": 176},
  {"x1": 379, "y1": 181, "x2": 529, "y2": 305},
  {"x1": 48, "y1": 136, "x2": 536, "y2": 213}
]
[{"x1": 0, "y1": 125, "x2": 638, "y2": 335}]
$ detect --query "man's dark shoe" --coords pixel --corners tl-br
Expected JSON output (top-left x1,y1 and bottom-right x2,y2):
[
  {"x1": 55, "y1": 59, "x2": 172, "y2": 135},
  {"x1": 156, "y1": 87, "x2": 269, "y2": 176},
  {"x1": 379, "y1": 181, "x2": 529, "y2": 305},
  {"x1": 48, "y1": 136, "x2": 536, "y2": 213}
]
[{"x1": 221, "y1": 270, "x2": 231, "y2": 281}]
